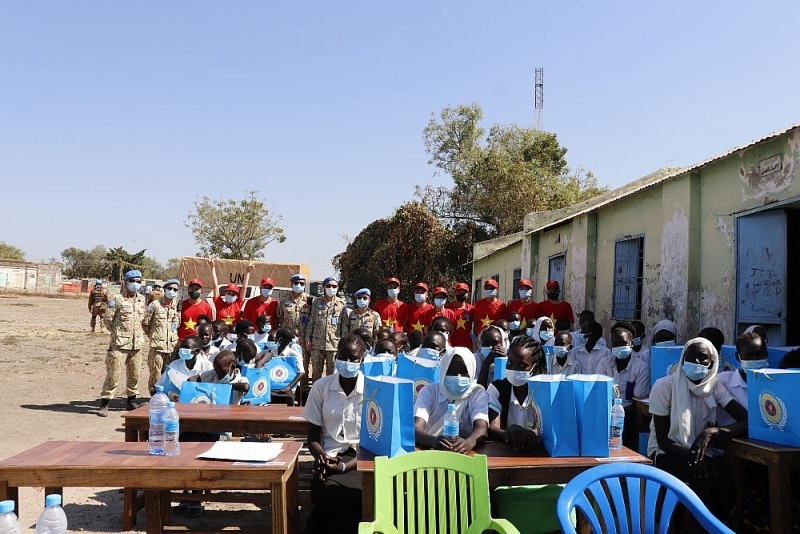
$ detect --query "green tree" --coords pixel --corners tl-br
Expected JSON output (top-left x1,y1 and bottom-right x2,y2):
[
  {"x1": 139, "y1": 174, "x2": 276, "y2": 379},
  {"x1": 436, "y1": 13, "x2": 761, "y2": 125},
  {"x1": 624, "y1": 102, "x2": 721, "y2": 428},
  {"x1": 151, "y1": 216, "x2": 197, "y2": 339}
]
[
  {"x1": 163, "y1": 258, "x2": 181, "y2": 280},
  {"x1": 61, "y1": 245, "x2": 109, "y2": 279},
  {"x1": 139, "y1": 256, "x2": 166, "y2": 279},
  {"x1": 105, "y1": 246, "x2": 147, "y2": 281},
  {"x1": 0, "y1": 241, "x2": 25, "y2": 261},
  {"x1": 418, "y1": 103, "x2": 606, "y2": 236},
  {"x1": 185, "y1": 191, "x2": 286, "y2": 260}
]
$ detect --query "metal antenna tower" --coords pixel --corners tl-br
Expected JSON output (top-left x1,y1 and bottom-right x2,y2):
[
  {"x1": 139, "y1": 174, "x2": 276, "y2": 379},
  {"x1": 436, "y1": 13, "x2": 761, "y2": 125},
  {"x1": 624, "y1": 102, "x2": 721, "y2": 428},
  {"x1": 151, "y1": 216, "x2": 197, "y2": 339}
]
[{"x1": 534, "y1": 67, "x2": 544, "y2": 131}]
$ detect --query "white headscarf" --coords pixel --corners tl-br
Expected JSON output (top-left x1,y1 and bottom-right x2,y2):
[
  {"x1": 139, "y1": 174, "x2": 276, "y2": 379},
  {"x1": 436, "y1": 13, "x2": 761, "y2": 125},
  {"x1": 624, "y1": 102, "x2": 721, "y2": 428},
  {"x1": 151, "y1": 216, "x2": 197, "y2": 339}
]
[
  {"x1": 480, "y1": 325, "x2": 509, "y2": 351},
  {"x1": 668, "y1": 337, "x2": 720, "y2": 449},
  {"x1": 531, "y1": 316, "x2": 554, "y2": 343},
  {"x1": 424, "y1": 348, "x2": 480, "y2": 436}
]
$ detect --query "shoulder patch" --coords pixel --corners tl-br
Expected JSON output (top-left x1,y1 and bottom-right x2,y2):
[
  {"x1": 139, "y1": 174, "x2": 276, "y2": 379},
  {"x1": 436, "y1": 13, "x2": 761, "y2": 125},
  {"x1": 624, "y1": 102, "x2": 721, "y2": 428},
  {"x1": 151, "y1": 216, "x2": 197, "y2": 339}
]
[{"x1": 108, "y1": 299, "x2": 116, "y2": 308}]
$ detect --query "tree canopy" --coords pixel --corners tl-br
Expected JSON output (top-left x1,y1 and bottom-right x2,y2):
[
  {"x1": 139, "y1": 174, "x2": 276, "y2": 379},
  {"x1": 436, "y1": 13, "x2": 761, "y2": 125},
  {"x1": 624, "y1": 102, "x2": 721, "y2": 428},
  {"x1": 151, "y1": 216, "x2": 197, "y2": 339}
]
[
  {"x1": 418, "y1": 103, "x2": 606, "y2": 236},
  {"x1": 61, "y1": 245, "x2": 110, "y2": 279},
  {"x1": 186, "y1": 190, "x2": 286, "y2": 260},
  {"x1": 0, "y1": 241, "x2": 25, "y2": 261}
]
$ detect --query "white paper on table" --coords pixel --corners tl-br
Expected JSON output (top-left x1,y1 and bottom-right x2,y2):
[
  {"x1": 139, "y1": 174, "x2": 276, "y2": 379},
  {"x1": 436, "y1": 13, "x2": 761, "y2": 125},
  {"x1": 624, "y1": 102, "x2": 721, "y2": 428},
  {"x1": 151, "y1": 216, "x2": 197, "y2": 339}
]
[
  {"x1": 288, "y1": 416, "x2": 306, "y2": 421},
  {"x1": 167, "y1": 368, "x2": 190, "y2": 388},
  {"x1": 197, "y1": 441, "x2": 284, "y2": 462}
]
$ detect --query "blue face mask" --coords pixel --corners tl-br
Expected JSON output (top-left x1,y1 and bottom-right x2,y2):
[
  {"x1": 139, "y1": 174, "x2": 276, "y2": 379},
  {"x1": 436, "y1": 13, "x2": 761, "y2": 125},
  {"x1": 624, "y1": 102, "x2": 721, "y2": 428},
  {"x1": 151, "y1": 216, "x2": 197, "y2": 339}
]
[
  {"x1": 612, "y1": 346, "x2": 633, "y2": 360},
  {"x1": 739, "y1": 359, "x2": 768, "y2": 370},
  {"x1": 539, "y1": 330, "x2": 554, "y2": 341},
  {"x1": 127, "y1": 282, "x2": 141, "y2": 292},
  {"x1": 682, "y1": 361, "x2": 710, "y2": 381},
  {"x1": 178, "y1": 348, "x2": 194, "y2": 360},
  {"x1": 261, "y1": 288, "x2": 273, "y2": 298},
  {"x1": 444, "y1": 375, "x2": 472, "y2": 397},
  {"x1": 573, "y1": 333, "x2": 587, "y2": 346},
  {"x1": 554, "y1": 346, "x2": 569, "y2": 358},
  {"x1": 434, "y1": 298, "x2": 446, "y2": 308},
  {"x1": 356, "y1": 298, "x2": 369, "y2": 309},
  {"x1": 525, "y1": 327, "x2": 536, "y2": 338},
  {"x1": 484, "y1": 289, "x2": 497, "y2": 298},
  {"x1": 259, "y1": 323, "x2": 272, "y2": 334},
  {"x1": 335, "y1": 360, "x2": 360, "y2": 378},
  {"x1": 164, "y1": 289, "x2": 178, "y2": 299},
  {"x1": 519, "y1": 289, "x2": 532, "y2": 299},
  {"x1": 387, "y1": 288, "x2": 400, "y2": 298},
  {"x1": 632, "y1": 337, "x2": 642, "y2": 347},
  {"x1": 509, "y1": 320, "x2": 521, "y2": 330},
  {"x1": 418, "y1": 347, "x2": 441, "y2": 360},
  {"x1": 479, "y1": 346, "x2": 492, "y2": 358}
]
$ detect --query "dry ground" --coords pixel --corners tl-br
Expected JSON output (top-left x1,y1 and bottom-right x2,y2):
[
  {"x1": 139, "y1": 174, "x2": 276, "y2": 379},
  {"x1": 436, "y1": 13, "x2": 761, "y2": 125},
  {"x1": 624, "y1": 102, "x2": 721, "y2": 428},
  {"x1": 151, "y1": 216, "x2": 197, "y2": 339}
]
[{"x1": 0, "y1": 293, "x2": 311, "y2": 533}]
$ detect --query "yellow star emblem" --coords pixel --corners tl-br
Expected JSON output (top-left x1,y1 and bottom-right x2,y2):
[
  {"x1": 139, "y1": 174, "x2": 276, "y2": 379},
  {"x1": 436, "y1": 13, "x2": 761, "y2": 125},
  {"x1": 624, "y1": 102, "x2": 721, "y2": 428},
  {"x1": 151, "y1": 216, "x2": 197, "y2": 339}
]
[
  {"x1": 223, "y1": 316, "x2": 234, "y2": 326},
  {"x1": 412, "y1": 320, "x2": 424, "y2": 332},
  {"x1": 456, "y1": 317, "x2": 467, "y2": 330},
  {"x1": 520, "y1": 318, "x2": 527, "y2": 329},
  {"x1": 480, "y1": 315, "x2": 492, "y2": 328},
  {"x1": 383, "y1": 317, "x2": 396, "y2": 327},
  {"x1": 184, "y1": 317, "x2": 196, "y2": 331}
]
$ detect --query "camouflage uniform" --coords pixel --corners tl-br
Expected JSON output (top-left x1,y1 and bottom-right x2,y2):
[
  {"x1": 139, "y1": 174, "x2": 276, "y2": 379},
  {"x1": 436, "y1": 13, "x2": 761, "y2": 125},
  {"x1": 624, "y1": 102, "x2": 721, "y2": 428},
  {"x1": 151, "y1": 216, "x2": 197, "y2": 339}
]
[
  {"x1": 304, "y1": 295, "x2": 346, "y2": 381},
  {"x1": 101, "y1": 290, "x2": 146, "y2": 399},
  {"x1": 142, "y1": 297, "x2": 179, "y2": 395},
  {"x1": 88, "y1": 286, "x2": 109, "y2": 332},
  {"x1": 278, "y1": 291, "x2": 310, "y2": 369},
  {"x1": 337, "y1": 307, "x2": 381, "y2": 342}
]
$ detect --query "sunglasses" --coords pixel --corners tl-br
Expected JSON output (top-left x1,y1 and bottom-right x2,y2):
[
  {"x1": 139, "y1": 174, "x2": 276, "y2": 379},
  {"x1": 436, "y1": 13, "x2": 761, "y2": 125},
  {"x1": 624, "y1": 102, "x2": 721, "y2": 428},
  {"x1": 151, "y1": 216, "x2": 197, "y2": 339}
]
[
  {"x1": 294, "y1": 281, "x2": 306, "y2": 286},
  {"x1": 325, "y1": 284, "x2": 338, "y2": 289}
]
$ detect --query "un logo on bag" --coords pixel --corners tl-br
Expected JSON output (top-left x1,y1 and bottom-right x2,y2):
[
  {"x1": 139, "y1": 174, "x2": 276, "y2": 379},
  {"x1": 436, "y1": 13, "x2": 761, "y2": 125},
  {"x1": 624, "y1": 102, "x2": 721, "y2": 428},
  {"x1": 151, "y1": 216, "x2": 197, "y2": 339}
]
[
  {"x1": 251, "y1": 377, "x2": 269, "y2": 398},
  {"x1": 366, "y1": 399, "x2": 383, "y2": 440},
  {"x1": 759, "y1": 390, "x2": 788, "y2": 431},
  {"x1": 270, "y1": 365, "x2": 288, "y2": 382},
  {"x1": 413, "y1": 379, "x2": 429, "y2": 400}
]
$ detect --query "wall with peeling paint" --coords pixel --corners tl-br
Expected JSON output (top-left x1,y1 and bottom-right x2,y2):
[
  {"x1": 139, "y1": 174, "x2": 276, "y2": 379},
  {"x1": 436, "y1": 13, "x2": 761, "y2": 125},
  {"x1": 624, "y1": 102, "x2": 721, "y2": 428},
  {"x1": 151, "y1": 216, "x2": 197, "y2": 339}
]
[
  {"x1": 472, "y1": 241, "x2": 522, "y2": 302},
  {"x1": 535, "y1": 223, "x2": 575, "y2": 303}
]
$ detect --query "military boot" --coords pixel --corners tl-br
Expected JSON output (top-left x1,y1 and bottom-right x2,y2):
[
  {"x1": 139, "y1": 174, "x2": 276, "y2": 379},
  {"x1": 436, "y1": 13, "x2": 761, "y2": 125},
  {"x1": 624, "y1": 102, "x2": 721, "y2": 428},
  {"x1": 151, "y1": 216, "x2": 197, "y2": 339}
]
[
  {"x1": 98, "y1": 399, "x2": 110, "y2": 417},
  {"x1": 126, "y1": 396, "x2": 143, "y2": 411}
]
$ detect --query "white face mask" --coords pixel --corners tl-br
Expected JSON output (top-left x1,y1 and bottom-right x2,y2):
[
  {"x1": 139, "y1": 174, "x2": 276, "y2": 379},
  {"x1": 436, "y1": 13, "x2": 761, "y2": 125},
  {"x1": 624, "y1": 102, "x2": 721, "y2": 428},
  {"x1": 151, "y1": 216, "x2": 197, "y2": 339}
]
[
  {"x1": 414, "y1": 293, "x2": 426, "y2": 303},
  {"x1": 260, "y1": 288, "x2": 273, "y2": 298},
  {"x1": 509, "y1": 320, "x2": 521, "y2": 330},
  {"x1": 292, "y1": 283, "x2": 304, "y2": 293},
  {"x1": 519, "y1": 289, "x2": 532, "y2": 299},
  {"x1": 164, "y1": 289, "x2": 178, "y2": 299},
  {"x1": 223, "y1": 294, "x2": 237, "y2": 304},
  {"x1": 387, "y1": 288, "x2": 400, "y2": 298},
  {"x1": 434, "y1": 298, "x2": 446, "y2": 307},
  {"x1": 325, "y1": 287, "x2": 337, "y2": 297},
  {"x1": 484, "y1": 289, "x2": 497, "y2": 298},
  {"x1": 505, "y1": 369, "x2": 531, "y2": 387}
]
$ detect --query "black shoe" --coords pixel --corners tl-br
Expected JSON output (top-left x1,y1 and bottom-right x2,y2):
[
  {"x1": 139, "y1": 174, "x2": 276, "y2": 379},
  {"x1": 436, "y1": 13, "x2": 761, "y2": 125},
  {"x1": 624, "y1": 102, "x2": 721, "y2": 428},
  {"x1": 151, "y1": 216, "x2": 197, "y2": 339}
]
[
  {"x1": 98, "y1": 399, "x2": 110, "y2": 417},
  {"x1": 126, "y1": 396, "x2": 143, "y2": 411}
]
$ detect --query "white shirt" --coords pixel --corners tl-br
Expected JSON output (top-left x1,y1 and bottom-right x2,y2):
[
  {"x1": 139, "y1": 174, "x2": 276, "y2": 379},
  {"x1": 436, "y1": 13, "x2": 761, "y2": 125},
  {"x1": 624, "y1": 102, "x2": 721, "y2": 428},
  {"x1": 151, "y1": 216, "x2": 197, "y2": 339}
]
[
  {"x1": 414, "y1": 383, "x2": 489, "y2": 438},
  {"x1": 717, "y1": 370, "x2": 747, "y2": 426},
  {"x1": 204, "y1": 344, "x2": 220, "y2": 362},
  {"x1": 302, "y1": 372, "x2": 364, "y2": 456},
  {"x1": 550, "y1": 354, "x2": 582, "y2": 375},
  {"x1": 197, "y1": 368, "x2": 251, "y2": 405},
  {"x1": 634, "y1": 347, "x2": 650, "y2": 367},
  {"x1": 571, "y1": 343, "x2": 611, "y2": 375},
  {"x1": 156, "y1": 358, "x2": 213, "y2": 388},
  {"x1": 596, "y1": 354, "x2": 650, "y2": 406},
  {"x1": 487, "y1": 382, "x2": 540, "y2": 431}
]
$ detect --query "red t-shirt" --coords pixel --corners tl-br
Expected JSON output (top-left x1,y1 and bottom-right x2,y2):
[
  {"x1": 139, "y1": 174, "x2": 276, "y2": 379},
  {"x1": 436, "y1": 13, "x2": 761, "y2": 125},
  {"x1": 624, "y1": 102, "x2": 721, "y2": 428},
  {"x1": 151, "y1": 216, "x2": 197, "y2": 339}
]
[
  {"x1": 405, "y1": 303, "x2": 433, "y2": 334},
  {"x1": 178, "y1": 299, "x2": 214, "y2": 340},
  {"x1": 422, "y1": 307, "x2": 457, "y2": 330},
  {"x1": 446, "y1": 303, "x2": 474, "y2": 349},
  {"x1": 242, "y1": 297, "x2": 279, "y2": 327},
  {"x1": 213, "y1": 295, "x2": 244, "y2": 328},
  {"x1": 507, "y1": 299, "x2": 540, "y2": 330},
  {"x1": 373, "y1": 299, "x2": 408, "y2": 332},
  {"x1": 472, "y1": 298, "x2": 508, "y2": 336},
  {"x1": 537, "y1": 300, "x2": 575, "y2": 325}
]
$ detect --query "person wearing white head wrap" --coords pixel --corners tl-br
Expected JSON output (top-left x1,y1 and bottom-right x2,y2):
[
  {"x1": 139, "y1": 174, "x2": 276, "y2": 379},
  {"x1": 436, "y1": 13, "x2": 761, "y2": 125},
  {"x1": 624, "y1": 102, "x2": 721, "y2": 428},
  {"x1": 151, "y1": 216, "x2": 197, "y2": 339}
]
[
  {"x1": 647, "y1": 337, "x2": 748, "y2": 518},
  {"x1": 529, "y1": 316, "x2": 555, "y2": 344},
  {"x1": 414, "y1": 347, "x2": 489, "y2": 454}
]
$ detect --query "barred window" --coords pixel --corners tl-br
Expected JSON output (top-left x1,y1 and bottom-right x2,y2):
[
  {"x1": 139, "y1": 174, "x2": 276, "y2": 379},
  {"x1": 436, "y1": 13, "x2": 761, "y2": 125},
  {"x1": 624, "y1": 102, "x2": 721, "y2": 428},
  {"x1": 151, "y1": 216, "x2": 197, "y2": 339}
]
[{"x1": 612, "y1": 236, "x2": 644, "y2": 320}]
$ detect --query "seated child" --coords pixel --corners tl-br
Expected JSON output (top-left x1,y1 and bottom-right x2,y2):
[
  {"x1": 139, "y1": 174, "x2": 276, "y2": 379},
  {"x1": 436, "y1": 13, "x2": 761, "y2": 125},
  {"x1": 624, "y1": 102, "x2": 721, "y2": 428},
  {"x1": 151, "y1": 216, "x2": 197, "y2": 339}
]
[
  {"x1": 190, "y1": 350, "x2": 251, "y2": 405},
  {"x1": 493, "y1": 319, "x2": 510, "y2": 336},
  {"x1": 407, "y1": 329, "x2": 423, "y2": 352},
  {"x1": 156, "y1": 336, "x2": 213, "y2": 389},
  {"x1": 630, "y1": 320, "x2": 649, "y2": 366},
  {"x1": 414, "y1": 347, "x2": 489, "y2": 455},
  {"x1": 429, "y1": 316, "x2": 453, "y2": 345},
  {"x1": 376, "y1": 326, "x2": 393, "y2": 342},
  {"x1": 211, "y1": 320, "x2": 232, "y2": 351},
  {"x1": 530, "y1": 317, "x2": 555, "y2": 345},
  {"x1": 253, "y1": 314, "x2": 272, "y2": 346},
  {"x1": 413, "y1": 331, "x2": 447, "y2": 361},
  {"x1": 475, "y1": 325, "x2": 508, "y2": 387},
  {"x1": 550, "y1": 331, "x2": 580, "y2": 375},
  {"x1": 352, "y1": 327, "x2": 374, "y2": 355},
  {"x1": 390, "y1": 331, "x2": 409, "y2": 355},
  {"x1": 697, "y1": 326, "x2": 724, "y2": 354},
  {"x1": 507, "y1": 312, "x2": 523, "y2": 342},
  {"x1": 227, "y1": 319, "x2": 256, "y2": 352},
  {"x1": 651, "y1": 319, "x2": 678, "y2": 347},
  {"x1": 372, "y1": 339, "x2": 397, "y2": 358},
  {"x1": 256, "y1": 328, "x2": 306, "y2": 405},
  {"x1": 570, "y1": 320, "x2": 609, "y2": 374},
  {"x1": 717, "y1": 331, "x2": 767, "y2": 426},
  {"x1": 196, "y1": 323, "x2": 217, "y2": 361}
]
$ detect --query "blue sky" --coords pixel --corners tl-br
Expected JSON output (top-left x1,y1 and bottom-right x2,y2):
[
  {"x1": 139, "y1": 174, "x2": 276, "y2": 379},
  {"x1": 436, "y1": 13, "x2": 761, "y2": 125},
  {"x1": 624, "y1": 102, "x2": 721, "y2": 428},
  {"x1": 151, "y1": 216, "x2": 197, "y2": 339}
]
[{"x1": 2, "y1": 2, "x2": 798, "y2": 279}]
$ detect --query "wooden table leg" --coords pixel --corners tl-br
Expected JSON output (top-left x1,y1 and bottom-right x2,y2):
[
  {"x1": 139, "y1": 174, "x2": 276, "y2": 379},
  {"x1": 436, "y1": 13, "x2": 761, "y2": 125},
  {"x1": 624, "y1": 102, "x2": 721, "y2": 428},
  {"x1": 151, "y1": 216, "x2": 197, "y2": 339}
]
[
  {"x1": 767, "y1": 460, "x2": 792, "y2": 534},
  {"x1": 271, "y1": 467, "x2": 295, "y2": 534},
  {"x1": 730, "y1": 454, "x2": 745, "y2": 530},
  {"x1": 0, "y1": 482, "x2": 17, "y2": 512},
  {"x1": 361, "y1": 471, "x2": 374, "y2": 522},
  {"x1": 286, "y1": 462, "x2": 299, "y2": 534},
  {"x1": 123, "y1": 488, "x2": 136, "y2": 529},
  {"x1": 144, "y1": 490, "x2": 164, "y2": 534}
]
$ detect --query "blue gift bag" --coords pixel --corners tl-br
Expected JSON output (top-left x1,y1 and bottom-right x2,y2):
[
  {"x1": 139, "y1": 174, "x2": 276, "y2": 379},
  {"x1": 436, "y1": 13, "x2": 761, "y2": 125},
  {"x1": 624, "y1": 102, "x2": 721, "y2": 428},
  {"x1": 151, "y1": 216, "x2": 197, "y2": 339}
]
[
  {"x1": 493, "y1": 356, "x2": 508, "y2": 382},
  {"x1": 396, "y1": 353, "x2": 440, "y2": 402},
  {"x1": 240, "y1": 367, "x2": 272, "y2": 405},
  {"x1": 361, "y1": 356, "x2": 396, "y2": 378},
  {"x1": 747, "y1": 369, "x2": 800, "y2": 447},
  {"x1": 265, "y1": 356, "x2": 299, "y2": 390},
  {"x1": 719, "y1": 345, "x2": 740, "y2": 372},
  {"x1": 162, "y1": 365, "x2": 185, "y2": 403},
  {"x1": 567, "y1": 374, "x2": 613, "y2": 457},
  {"x1": 767, "y1": 346, "x2": 799, "y2": 368},
  {"x1": 650, "y1": 345, "x2": 684, "y2": 387},
  {"x1": 178, "y1": 381, "x2": 233, "y2": 405},
  {"x1": 360, "y1": 376, "x2": 415, "y2": 458},
  {"x1": 528, "y1": 375, "x2": 579, "y2": 457}
]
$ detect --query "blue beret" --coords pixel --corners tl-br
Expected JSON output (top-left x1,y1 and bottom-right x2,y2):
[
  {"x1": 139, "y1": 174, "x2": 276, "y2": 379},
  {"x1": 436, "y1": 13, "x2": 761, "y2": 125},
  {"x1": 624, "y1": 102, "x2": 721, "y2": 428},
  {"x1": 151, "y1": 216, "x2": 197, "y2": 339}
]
[
  {"x1": 124, "y1": 270, "x2": 142, "y2": 280},
  {"x1": 355, "y1": 288, "x2": 370, "y2": 297},
  {"x1": 290, "y1": 273, "x2": 306, "y2": 282},
  {"x1": 163, "y1": 278, "x2": 180, "y2": 287},
  {"x1": 94, "y1": 279, "x2": 102, "y2": 285},
  {"x1": 322, "y1": 276, "x2": 337, "y2": 285}
]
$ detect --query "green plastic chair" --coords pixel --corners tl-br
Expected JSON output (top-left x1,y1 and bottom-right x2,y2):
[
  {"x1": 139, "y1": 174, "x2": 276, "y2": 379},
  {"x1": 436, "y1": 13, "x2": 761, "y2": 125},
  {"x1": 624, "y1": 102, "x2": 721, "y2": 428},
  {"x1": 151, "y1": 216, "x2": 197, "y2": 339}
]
[{"x1": 358, "y1": 450, "x2": 521, "y2": 534}]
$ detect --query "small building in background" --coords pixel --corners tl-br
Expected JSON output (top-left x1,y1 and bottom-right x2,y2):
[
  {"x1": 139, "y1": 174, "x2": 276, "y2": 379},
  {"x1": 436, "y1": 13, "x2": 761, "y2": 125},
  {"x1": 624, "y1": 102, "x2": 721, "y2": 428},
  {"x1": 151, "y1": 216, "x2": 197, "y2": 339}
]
[{"x1": 0, "y1": 260, "x2": 61, "y2": 293}]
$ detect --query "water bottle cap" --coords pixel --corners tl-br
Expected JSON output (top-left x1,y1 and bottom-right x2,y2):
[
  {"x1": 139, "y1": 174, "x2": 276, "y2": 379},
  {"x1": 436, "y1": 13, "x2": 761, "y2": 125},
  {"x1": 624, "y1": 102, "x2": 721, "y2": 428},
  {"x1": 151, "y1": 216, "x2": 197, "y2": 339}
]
[
  {"x1": 447, "y1": 403, "x2": 455, "y2": 410},
  {"x1": 614, "y1": 398, "x2": 623, "y2": 404},
  {"x1": 155, "y1": 385, "x2": 164, "y2": 393},
  {"x1": 167, "y1": 402, "x2": 175, "y2": 408},
  {"x1": 0, "y1": 500, "x2": 14, "y2": 513},
  {"x1": 45, "y1": 494, "x2": 61, "y2": 507}
]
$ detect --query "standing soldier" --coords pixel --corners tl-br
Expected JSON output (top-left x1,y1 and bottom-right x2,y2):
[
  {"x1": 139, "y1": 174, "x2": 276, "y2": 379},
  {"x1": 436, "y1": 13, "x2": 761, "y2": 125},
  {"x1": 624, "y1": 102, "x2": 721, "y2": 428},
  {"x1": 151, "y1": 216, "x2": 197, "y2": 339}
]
[
  {"x1": 278, "y1": 273, "x2": 311, "y2": 366},
  {"x1": 98, "y1": 270, "x2": 147, "y2": 417},
  {"x1": 88, "y1": 279, "x2": 108, "y2": 333},
  {"x1": 337, "y1": 288, "x2": 381, "y2": 341},
  {"x1": 142, "y1": 278, "x2": 180, "y2": 396},
  {"x1": 304, "y1": 276, "x2": 346, "y2": 381}
]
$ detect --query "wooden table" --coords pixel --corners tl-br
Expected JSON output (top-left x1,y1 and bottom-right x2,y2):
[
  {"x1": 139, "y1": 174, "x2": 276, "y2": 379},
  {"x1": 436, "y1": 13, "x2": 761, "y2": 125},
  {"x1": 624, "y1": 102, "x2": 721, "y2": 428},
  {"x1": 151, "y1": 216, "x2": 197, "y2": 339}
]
[
  {"x1": 357, "y1": 442, "x2": 650, "y2": 521},
  {"x1": 121, "y1": 404, "x2": 307, "y2": 529},
  {"x1": 726, "y1": 437, "x2": 800, "y2": 534},
  {"x1": 0, "y1": 440, "x2": 301, "y2": 534}
]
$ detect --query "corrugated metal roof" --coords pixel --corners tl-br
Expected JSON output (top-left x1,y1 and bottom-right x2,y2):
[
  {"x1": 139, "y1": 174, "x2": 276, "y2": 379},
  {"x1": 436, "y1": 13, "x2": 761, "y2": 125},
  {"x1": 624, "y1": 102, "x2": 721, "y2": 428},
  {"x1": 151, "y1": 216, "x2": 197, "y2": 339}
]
[
  {"x1": 467, "y1": 232, "x2": 524, "y2": 265},
  {"x1": 525, "y1": 122, "x2": 800, "y2": 236}
]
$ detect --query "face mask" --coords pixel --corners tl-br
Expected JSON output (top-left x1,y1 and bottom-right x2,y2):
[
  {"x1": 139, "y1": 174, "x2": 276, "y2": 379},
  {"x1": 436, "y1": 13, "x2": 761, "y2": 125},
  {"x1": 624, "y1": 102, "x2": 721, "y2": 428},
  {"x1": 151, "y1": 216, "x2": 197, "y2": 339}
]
[
  {"x1": 444, "y1": 376, "x2": 472, "y2": 397},
  {"x1": 178, "y1": 348, "x2": 194, "y2": 360},
  {"x1": 212, "y1": 336, "x2": 223, "y2": 343},
  {"x1": 291, "y1": 337, "x2": 299, "y2": 344},
  {"x1": 325, "y1": 287, "x2": 337, "y2": 297},
  {"x1": 573, "y1": 333, "x2": 587, "y2": 346},
  {"x1": 418, "y1": 347, "x2": 441, "y2": 360},
  {"x1": 218, "y1": 368, "x2": 236, "y2": 384},
  {"x1": 335, "y1": 360, "x2": 360, "y2": 378},
  {"x1": 433, "y1": 298, "x2": 446, "y2": 308},
  {"x1": 554, "y1": 346, "x2": 569, "y2": 358},
  {"x1": 292, "y1": 283, "x2": 304, "y2": 293},
  {"x1": 509, "y1": 320, "x2": 521, "y2": 330},
  {"x1": 261, "y1": 288, "x2": 273, "y2": 298},
  {"x1": 202, "y1": 340, "x2": 211, "y2": 348},
  {"x1": 539, "y1": 330, "x2": 554, "y2": 341},
  {"x1": 223, "y1": 294, "x2": 237, "y2": 304},
  {"x1": 547, "y1": 292, "x2": 559, "y2": 300},
  {"x1": 127, "y1": 282, "x2": 141, "y2": 292},
  {"x1": 456, "y1": 293, "x2": 468, "y2": 302},
  {"x1": 484, "y1": 289, "x2": 497, "y2": 298},
  {"x1": 505, "y1": 369, "x2": 531, "y2": 387},
  {"x1": 655, "y1": 340, "x2": 676, "y2": 347},
  {"x1": 612, "y1": 346, "x2": 633, "y2": 360},
  {"x1": 739, "y1": 359, "x2": 769, "y2": 370},
  {"x1": 356, "y1": 297, "x2": 369, "y2": 309},
  {"x1": 632, "y1": 337, "x2": 642, "y2": 347},
  {"x1": 164, "y1": 289, "x2": 177, "y2": 299},
  {"x1": 387, "y1": 288, "x2": 400, "y2": 298},
  {"x1": 519, "y1": 289, "x2": 532, "y2": 299},
  {"x1": 526, "y1": 328, "x2": 536, "y2": 338},
  {"x1": 479, "y1": 346, "x2": 492, "y2": 358},
  {"x1": 188, "y1": 290, "x2": 201, "y2": 299},
  {"x1": 259, "y1": 323, "x2": 272, "y2": 334},
  {"x1": 227, "y1": 333, "x2": 238, "y2": 343},
  {"x1": 414, "y1": 293, "x2": 426, "y2": 303},
  {"x1": 246, "y1": 334, "x2": 255, "y2": 341},
  {"x1": 682, "y1": 361, "x2": 710, "y2": 381}
]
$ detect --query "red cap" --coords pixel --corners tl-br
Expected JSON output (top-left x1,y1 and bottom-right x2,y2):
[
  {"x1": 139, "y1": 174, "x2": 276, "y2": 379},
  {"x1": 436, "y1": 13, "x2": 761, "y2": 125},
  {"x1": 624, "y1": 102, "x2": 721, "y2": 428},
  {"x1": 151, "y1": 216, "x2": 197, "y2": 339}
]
[
  {"x1": 483, "y1": 279, "x2": 498, "y2": 289},
  {"x1": 546, "y1": 280, "x2": 560, "y2": 291},
  {"x1": 387, "y1": 277, "x2": 400, "y2": 286},
  {"x1": 415, "y1": 282, "x2": 429, "y2": 291},
  {"x1": 518, "y1": 279, "x2": 533, "y2": 289},
  {"x1": 455, "y1": 282, "x2": 470, "y2": 292},
  {"x1": 260, "y1": 277, "x2": 275, "y2": 287},
  {"x1": 188, "y1": 279, "x2": 203, "y2": 288},
  {"x1": 433, "y1": 286, "x2": 448, "y2": 296},
  {"x1": 224, "y1": 283, "x2": 240, "y2": 293}
]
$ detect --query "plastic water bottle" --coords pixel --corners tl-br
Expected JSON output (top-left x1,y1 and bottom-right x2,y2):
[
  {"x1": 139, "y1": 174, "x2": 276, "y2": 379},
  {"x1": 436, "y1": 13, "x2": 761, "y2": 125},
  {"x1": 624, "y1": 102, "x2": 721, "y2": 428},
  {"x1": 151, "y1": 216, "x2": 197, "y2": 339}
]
[
  {"x1": 149, "y1": 385, "x2": 169, "y2": 455},
  {"x1": 442, "y1": 403, "x2": 459, "y2": 442},
  {"x1": 35, "y1": 494, "x2": 67, "y2": 534},
  {"x1": 609, "y1": 398, "x2": 624, "y2": 451},
  {"x1": 164, "y1": 401, "x2": 180, "y2": 457},
  {"x1": 0, "y1": 500, "x2": 21, "y2": 534}
]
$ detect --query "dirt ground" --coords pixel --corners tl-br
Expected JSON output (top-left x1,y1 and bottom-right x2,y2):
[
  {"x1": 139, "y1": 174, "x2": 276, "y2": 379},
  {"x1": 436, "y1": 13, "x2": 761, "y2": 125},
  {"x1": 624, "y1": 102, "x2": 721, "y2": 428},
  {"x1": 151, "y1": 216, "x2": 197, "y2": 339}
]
[{"x1": 0, "y1": 293, "x2": 311, "y2": 533}]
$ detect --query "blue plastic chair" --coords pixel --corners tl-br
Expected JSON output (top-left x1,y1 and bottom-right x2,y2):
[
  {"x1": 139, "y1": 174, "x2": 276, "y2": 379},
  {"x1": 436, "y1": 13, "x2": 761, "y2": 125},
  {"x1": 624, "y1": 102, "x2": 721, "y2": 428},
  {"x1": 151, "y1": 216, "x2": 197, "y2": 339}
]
[{"x1": 556, "y1": 462, "x2": 734, "y2": 534}]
